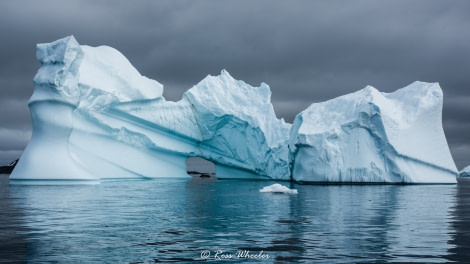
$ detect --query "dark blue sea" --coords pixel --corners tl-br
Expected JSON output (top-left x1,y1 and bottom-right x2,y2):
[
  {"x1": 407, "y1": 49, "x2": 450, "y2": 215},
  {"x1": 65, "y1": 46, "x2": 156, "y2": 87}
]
[{"x1": 1, "y1": 173, "x2": 470, "y2": 263}]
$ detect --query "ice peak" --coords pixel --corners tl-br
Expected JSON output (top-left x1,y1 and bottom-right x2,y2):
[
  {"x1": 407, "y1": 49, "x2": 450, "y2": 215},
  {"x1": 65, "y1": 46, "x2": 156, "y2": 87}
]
[
  {"x1": 36, "y1": 35, "x2": 81, "y2": 65},
  {"x1": 363, "y1": 85, "x2": 377, "y2": 92},
  {"x1": 220, "y1": 69, "x2": 232, "y2": 78}
]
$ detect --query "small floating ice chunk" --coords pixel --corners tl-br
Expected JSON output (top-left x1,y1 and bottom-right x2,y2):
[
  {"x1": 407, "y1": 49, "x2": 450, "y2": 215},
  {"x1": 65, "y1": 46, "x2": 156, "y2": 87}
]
[
  {"x1": 259, "y1": 183, "x2": 298, "y2": 194},
  {"x1": 460, "y1": 165, "x2": 470, "y2": 177}
]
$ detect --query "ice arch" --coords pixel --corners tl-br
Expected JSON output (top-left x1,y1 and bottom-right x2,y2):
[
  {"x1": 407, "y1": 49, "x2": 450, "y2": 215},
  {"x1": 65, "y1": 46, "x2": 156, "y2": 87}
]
[
  {"x1": 186, "y1": 157, "x2": 216, "y2": 175},
  {"x1": 10, "y1": 36, "x2": 291, "y2": 183}
]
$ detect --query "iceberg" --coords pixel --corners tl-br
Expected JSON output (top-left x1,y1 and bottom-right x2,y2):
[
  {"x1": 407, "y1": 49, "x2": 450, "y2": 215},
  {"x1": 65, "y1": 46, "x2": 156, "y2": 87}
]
[
  {"x1": 183, "y1": 71, "x2": 291, "y2": 179},
  {"x1": 460, "y1": 166, "x2": 470, "y2": 177},
  {"x1": 10, "y1": 36, "x2": 290, "y2": 183},
  {"x1": 259, "y1": 183, "x2": 298, "y2": 194},
  {"x1": 289, "y1": 83, "x2": 458, "y2": 183},
  {"x1": 10, "y1": 36, "x2": 459, "y2": 184}
]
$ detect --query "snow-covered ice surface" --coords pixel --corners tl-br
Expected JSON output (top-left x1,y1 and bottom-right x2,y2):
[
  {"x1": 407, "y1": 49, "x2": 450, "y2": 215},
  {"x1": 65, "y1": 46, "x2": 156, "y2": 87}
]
[
  {"x1": 259, "y1": 183, "x2": 298, "y2": 194},
  {"x1": 10, "y1": 36, "x2": 459, "y2": 184},
  {"x1": 289, "y1": 83, "x2": 458, "y2": 184},
  {"x1": 460, "y1": 166, "x2": 470, "y2": 177}
]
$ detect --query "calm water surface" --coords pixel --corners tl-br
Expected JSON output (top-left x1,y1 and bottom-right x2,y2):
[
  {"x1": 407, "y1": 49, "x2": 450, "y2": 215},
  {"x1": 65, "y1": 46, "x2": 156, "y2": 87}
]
[{"x1": 1, "y1": 175, "x2": 470, "y2": 263}]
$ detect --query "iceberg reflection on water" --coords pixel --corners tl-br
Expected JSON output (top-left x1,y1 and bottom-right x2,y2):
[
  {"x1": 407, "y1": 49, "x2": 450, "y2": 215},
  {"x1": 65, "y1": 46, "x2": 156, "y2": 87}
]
[{"x1": 2, "y1": 175, "x2": 469, "y2": 262}]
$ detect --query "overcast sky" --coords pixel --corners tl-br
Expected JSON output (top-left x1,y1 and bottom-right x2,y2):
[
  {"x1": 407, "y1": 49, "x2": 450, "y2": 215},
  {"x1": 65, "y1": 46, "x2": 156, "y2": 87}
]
[{"x1": 0, "y1": 0, "x2": 469, "y2": 169}]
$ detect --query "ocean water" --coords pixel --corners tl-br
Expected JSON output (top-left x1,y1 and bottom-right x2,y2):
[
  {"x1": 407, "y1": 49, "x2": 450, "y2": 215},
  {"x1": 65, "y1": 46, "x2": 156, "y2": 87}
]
[{"x1": 1, "y1": 174, "x2": 469, "y2": 263}]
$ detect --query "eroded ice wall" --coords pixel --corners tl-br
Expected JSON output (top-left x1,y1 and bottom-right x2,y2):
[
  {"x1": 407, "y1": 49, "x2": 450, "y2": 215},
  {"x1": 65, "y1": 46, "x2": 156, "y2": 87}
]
[
  {"x1": 184, "y1": 71, "x2": 291, "y2": 180},
  {"x1": 289, "y1": 83, "x2": 458, "y2": 183}
]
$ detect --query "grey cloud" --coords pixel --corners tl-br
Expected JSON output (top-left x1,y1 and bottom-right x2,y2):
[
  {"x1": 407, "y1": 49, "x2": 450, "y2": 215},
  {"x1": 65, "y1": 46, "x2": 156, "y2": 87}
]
[
  {"x1": 0, "y1": 150, "x2": 23, "y2": 165},
  {"x1": 0, "y1": 98, "x2": 32, "y2": 129},
  {"x1": 0, "y1": 79, "x2": 34, "y2": 99},
  {"x1": 0, "y1": 128, "x2": 31, "y2": 150},
  {"x1": 450, "y1": 144, "x2": 470, "y2": 171}
]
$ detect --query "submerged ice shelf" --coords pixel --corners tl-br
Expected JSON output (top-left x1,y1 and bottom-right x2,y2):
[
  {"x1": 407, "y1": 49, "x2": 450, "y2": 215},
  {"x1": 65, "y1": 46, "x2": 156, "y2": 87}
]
[{"x1": 10, "y1": 36, "x2": 459, "y2": 184}]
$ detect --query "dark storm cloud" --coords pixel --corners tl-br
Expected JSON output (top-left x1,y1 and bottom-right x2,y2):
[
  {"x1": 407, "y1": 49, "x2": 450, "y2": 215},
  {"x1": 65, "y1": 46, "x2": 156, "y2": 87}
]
[
  {"x1": 0, "y1": 98, "x2": 31, "y2": 129},
  {"x1": 0, "y1": 0, "x2": 469, "y2": 168},
  {"x1": 0, "y1": 128, "x2": 30, "y2": 150}
]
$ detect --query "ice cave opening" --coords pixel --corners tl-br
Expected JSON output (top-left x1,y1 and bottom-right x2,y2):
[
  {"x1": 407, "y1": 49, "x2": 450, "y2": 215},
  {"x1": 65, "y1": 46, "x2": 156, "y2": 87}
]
[{"x1": 186, "y1": 157, "x2": 216, "y2": 178}]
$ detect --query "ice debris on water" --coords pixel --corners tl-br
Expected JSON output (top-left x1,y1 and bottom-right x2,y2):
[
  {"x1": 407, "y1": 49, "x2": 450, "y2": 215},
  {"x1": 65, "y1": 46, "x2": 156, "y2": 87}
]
[{"x1": 259, "y1": 184, "x2": 298, "y2": 194}]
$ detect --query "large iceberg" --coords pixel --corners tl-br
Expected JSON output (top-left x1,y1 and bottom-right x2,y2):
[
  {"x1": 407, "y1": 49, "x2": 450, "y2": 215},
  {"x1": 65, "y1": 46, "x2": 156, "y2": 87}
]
[
  {"x1": 10, "y1": 36, "x2": 290, "y2": 183},
  {"x1": 10, "y1": 36, "x2": 459, "y2": 184},
  {"x1": 289, "y1": 83, "x2": 458, "y2": 183}
]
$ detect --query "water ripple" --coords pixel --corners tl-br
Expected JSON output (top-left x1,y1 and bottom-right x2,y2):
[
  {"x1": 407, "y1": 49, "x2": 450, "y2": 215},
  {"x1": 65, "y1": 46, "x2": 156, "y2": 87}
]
[{"x1": 0, "y1": 176, "x2": 468, "y2": 262}]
